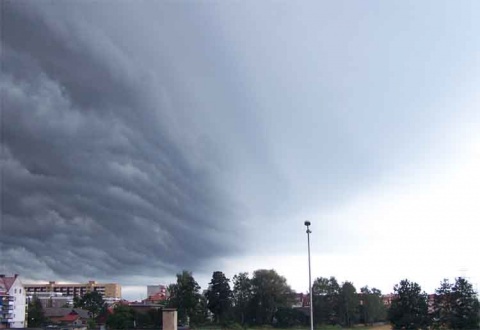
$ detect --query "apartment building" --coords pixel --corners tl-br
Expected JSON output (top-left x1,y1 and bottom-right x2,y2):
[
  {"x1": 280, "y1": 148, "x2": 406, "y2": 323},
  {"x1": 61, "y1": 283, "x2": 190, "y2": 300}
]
[
  {"x1": 26, "y1": 292, "x2": 73, "y2": 308},
  {"x1": 24, "y1": 281, "x2": 121, "y2": 302},
  {"x1": 0, "y1": 274, "x2": 27, "y2": 328},
  {"x1": 147, "y1": 285, "x2": 167, "y2": 298}
]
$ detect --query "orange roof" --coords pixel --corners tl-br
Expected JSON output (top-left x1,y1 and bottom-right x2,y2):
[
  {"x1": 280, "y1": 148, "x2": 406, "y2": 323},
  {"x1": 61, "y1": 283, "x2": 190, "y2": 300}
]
[
  {"x1": 145, "y1": 292, "x2": 166, "y2": 302},
  {"x1": 59, "y1": 313, "x2": 80, "y2": 323}
]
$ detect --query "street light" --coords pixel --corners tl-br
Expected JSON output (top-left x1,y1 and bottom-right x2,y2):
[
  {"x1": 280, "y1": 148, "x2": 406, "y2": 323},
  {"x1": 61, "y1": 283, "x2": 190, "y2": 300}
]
[{"x1": 304, "y1": 221, "x2": 313, "y2": 330}]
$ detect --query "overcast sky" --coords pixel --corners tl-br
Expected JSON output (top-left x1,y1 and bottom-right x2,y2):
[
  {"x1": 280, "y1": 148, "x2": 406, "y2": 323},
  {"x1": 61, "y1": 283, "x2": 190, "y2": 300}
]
[{"x1": 1, "y1": 1, "x2": 479, "y2": 300}]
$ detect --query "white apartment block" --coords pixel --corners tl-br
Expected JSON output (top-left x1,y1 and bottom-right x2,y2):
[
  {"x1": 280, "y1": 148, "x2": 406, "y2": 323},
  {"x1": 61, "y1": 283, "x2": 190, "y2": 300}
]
[{"x1": 0, "y1": 274, "x2": 27, "y2": 328}]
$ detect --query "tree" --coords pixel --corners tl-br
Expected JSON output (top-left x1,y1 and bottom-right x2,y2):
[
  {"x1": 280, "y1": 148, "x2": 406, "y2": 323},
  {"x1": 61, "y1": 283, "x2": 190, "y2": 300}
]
[
  {"x1": 87, "y1": 319, "x2": 97, "y2": 330},
  {"x1": 450, "y1": 277, "x2": 480, "y2": 329},
  {"x1": 27, "y1": 296, "x2": 46, "y2": 327},
  {"x1": 206, "y1": 271, "x2": 233, "y2": 323},
  {"x1": 338, "y1": 281, "x2": 358, "y2": 327},
  {"x1": 433, "y1": 277, "x2": 480, "y2": 329},
  {"x1": 388, "y1": 279, "x2": 429, "y2": 330},
  {"x1": 146, "y1": 308, "x2": 163, "y2": 328},
  {"x1": 312, "y1": 276, "x2": 341, "y2": 325},
  {"x1": 191, "y1": 293, "x2": 209, "y2": 325},
  {"x1": 167, "y1": 270, "x2": 202, "y2": 325},
  {"x1": 275, "y1": 307, "x2": 307, "y2": 327},
  {"x1": 360, "y1": 286, "x2": 386, "y2": 325},
  {"x1": 433, "y1": 279, "x2": 454, "y2": 328},
  {"x1": 250, "y1": 269, "x2": 294, "y2": 325},
  {"x1": 232, "y1": 272, "x2": 253, "y2": 325},
  {"x1": 106, "y1": 305, "x2": 135, "y2": 329},
  {"x1": 370, "y1": 288, "x2": 387, "y2": 322},
  {"x1": 74, "y1": 291, "x2": 106, "y2": 320}
]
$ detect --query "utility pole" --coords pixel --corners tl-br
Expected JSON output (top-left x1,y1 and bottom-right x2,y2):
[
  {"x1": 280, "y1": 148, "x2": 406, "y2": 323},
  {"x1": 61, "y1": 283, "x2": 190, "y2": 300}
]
[{"x1": 304, "y1": 221, "x2": 314, "y2": 330}]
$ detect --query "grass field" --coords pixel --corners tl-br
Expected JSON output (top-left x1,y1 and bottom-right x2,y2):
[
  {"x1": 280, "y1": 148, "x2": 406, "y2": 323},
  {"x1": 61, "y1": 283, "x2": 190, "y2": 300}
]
[
  {"x1": 196, "y1": 324, "x2": 392, "y2": 330},
  {"x1": 362, "y1": 325, "x2": 391, "y2": 330}
]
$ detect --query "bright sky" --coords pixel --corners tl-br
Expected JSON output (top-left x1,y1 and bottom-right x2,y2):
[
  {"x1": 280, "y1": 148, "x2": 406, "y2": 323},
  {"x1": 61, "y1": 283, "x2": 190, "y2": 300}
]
[{"x1": 2, "y1": 1, "x2": 479, "y2": 300}]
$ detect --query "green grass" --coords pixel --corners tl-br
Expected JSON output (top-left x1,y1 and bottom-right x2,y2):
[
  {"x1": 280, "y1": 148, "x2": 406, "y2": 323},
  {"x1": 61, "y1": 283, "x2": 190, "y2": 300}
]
[{"x1": 195, "y1": 324, "x2": 391, "y2": 330}]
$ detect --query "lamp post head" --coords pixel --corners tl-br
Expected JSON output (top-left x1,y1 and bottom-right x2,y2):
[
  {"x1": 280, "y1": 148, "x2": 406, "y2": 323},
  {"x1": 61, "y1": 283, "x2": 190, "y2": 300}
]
[{"x1": 304, "y1": 221, "x2": 311, "y2": 234}]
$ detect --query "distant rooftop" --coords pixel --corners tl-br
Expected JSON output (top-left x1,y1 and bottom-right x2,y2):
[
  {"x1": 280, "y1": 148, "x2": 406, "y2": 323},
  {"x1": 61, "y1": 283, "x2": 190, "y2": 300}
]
[{"x1": 0, "y1": 274, "x2": 20, "y2": 292}]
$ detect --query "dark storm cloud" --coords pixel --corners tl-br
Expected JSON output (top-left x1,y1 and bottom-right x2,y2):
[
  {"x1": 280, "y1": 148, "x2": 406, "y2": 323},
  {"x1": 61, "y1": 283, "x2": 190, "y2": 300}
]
[{"x1": 1, "y1": 2, "x2": 244, "y2": 280}]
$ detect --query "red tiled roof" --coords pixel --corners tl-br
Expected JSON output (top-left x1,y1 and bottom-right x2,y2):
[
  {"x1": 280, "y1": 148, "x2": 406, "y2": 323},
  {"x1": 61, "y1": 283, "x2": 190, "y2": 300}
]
[
  {"x1": 59, "y1": 314, "x2": 80, "y2": 323},
  {"x1": 145, "y1": 292, "x2": 167, "y2": 302},
  {"x1": 44, "y1": 308, "x2": 90, "y2": 319}
]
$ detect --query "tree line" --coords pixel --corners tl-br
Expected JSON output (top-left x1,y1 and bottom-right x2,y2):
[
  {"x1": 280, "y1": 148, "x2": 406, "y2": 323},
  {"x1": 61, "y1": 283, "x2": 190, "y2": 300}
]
[
  {"x1": 166, "y1": 269, "x2": 295, "y2": 327},
  {"x1": 27, "y1": 269, "x2": 479, "y2": 329},
  {"x1": 164, "y1": 270, "x2": 479, "y2": 329},
  {"x1": 165, "y1": 270, "x2": 386, "y2": 328},
  {"x1": 389, "y1": 278, "x2": 479, "y2": 329}
]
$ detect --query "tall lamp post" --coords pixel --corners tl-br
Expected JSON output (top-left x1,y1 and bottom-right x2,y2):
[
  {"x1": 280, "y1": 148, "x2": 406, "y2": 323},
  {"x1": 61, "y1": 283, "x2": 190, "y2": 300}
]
[{"x1": 304, "y1": 221, "x2": 313, "y2": 330}]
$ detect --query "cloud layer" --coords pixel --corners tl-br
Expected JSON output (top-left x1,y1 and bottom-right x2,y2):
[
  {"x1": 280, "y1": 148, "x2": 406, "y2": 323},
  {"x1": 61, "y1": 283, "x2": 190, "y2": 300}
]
[
  {"x1": 1, "y1": 2, "x2": 244, "y2": 281},
  {"x1": 2, "y1": 1, "x2": 480, "y2": 293}
]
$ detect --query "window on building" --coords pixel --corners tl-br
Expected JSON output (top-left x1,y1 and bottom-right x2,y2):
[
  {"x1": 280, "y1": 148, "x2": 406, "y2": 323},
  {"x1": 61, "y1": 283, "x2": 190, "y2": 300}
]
[
  {"x1": 14, "y1": 289, "x2": 17, "y2": 294},
  {"x1": 19, "y1": 289, "x2": 22, "y2": 293}
]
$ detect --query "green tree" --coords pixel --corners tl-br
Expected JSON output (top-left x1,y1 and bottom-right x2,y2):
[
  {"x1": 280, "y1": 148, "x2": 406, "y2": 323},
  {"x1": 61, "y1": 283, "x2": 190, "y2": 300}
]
[
  {"x1": 206, "y1": 271, "x2": 233, "y2": 323},
  {"x1": 167, "y1": 270, "x2": 202, "y2": 325},
  {"x1": 232, "y1": 272, "x2": 253, "y2": 325},
  {"x1": 74, "y1": 291, "x2": 106, "y2": 320},
  {"x1": 360, "y1": 286, "x2": 386, "y2": 325},
  {"x1": 312, "y1": 276, "x2": 340, "y2": 325},
  {"x1": 73, "y1": 295, "x2": 82, "y2": 308},
  {"x1": 433, "y1": 279, "x2": 454, "y2": 328},
  {"x1": 450, "y1": 277, "x2": 480, "y2": 329},
  {"x1": 27, "y1": 296, "x2": 46, "y2": 327},
  {"x1": 87, "y1": 319, "x2": 97, "y2": 330},
  {"x1": 146, "y1": 308, "x2": 163, "y2": 328},
  {"x1": 388, "y1": 279, "x2": 429, "y2": 330},
  {"x1": 275, "y1": 307, "x2": 307, "y2": 327},
  {"x1": 433, "y1": 277, "x2": 480, "y2": 329},
  {"x1": 106, "y1": 305, "x2": 135, "y2": 329},
  {"x1": 338, "y1": 281, "x2": 358, "y2": 327},
  {"x1": 191, "y1": 293, "x2": 209, "y2": 325},
  {"x1": 250, "y1": 269, "x2": 294, "y2": 325}
]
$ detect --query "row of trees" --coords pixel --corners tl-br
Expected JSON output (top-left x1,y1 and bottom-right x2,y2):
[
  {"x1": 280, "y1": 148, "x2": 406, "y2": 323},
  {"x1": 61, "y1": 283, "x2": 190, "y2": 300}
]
[
  {"x1": 312, "y1": 277, "x2": 386, "y2": 327},
  {"x1": 389, "y1": 278, "x2": 480, "y2": 329},
  {"x1": 166, "y1": 269, "x2": 296, "y2": 326},
  {"x1": 27, "y1": 270, "x2": 479, "y2": 329},
  {"x1": 165, "y1": 270, "x2": 386, "y2": 327},
  {"x1": 165, "y1": 270, "x2": 479, "y2": 329}
]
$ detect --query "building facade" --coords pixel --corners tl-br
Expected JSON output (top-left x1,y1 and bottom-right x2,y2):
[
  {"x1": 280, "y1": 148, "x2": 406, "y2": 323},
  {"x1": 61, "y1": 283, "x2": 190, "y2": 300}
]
[
  {"x1": 0, "y1": 274, "x2": 27, "y2": 328},
  {"x1": 146, "y1": 285, "x2": 167, "y2": 298},
  {"x1": 27, "y1": 292, "x2": 73, "y2": 308},
  {"x1": 24, "y1": 281, "x2": 121, "y2": 302}
]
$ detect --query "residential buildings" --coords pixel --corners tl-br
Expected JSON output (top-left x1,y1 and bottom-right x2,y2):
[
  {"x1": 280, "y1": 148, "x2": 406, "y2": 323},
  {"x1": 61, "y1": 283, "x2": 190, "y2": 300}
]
[
  {"x1": 44, "y1": 308, "x2": 90, "y2": 330},
  {"x1": 147, "y1": 285, "x2": 167, "y2": 298},
  {"x1": 382, "y1": 293, "x2": 395, "y2": 307},
  {"x1": 24, "y1": 281, "x2": 121, "y2": 303},
  {"x1": 292, "y1": 293, "x2": 309, "y2": 308},
  {"x1": 0, "y1": 274, "x2": 27, "y2": 328},
  {"x1": 144, "y1": 285, "x2": 168, "y2": 304},
  {"x1": 27, "y1": 292, "x2": 73, "y2": 308}
]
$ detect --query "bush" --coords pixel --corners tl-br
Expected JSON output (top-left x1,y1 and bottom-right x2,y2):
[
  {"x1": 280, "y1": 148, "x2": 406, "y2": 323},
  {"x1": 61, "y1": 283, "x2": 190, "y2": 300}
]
[{"x1": 274, "y1": 308, "x2": 307, "y2": 328}]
